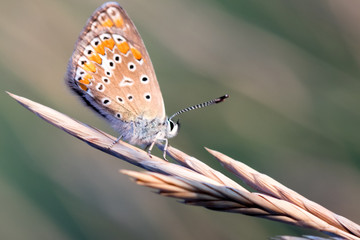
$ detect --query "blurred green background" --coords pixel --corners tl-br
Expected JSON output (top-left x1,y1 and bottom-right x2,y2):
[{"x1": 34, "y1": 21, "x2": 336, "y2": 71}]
[{"x1": 1, "y1": 0, "x2": 359, "y2": 239}]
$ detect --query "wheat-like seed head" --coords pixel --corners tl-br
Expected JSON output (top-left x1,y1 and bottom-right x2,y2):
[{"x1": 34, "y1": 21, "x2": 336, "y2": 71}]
[{"x1": 8, "y1": 92, "x2": 360, "y2": 240}]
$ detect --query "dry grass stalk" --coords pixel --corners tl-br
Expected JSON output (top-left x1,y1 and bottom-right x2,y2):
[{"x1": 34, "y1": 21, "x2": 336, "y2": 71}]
[
  {"x1": 271, "y1": 236, "x2": 343, "y2": 240},
  {"x1": 8, "y1": 92, "x2": 360, "y2": 240},
  {"x1": 206, "y1": 149, "x2": 360, "y2": 237}
]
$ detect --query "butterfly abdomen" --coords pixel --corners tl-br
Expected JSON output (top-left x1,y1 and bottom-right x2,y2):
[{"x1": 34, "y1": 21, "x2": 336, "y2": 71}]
[{"x1": 108, "y1": 115, "x2": 167, "y2": 146}]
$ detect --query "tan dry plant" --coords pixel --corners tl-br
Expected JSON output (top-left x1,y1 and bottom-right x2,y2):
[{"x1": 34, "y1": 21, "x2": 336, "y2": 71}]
[{"x1": 7, "y1": 92, "x2": 360, "y2": 240}]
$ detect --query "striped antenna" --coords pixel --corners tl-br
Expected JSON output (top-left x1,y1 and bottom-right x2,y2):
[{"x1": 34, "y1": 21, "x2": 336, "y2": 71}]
[{"x1": 169, "y1": 94, "x2": 229, "y2": 121}]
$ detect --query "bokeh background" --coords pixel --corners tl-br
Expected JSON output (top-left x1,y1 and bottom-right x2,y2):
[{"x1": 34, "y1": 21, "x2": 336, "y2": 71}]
[{"x1": 1, "y1": 0, "x2": 360, "y2": 239}]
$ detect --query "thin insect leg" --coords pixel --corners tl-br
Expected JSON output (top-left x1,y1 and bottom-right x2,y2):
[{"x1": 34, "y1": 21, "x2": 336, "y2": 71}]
[
  {"x1": 162, "y1": 138, "x2": 169, "y2": 161},
  {"x1": 107, "y1": 135, "x2": 122, "y2": 149},
  {"x1": 147, "y1": 132, "x2": 161, "y2": 158},
  {"x1": 147, "y1": 140, "x2": 157, "y2": 158}
]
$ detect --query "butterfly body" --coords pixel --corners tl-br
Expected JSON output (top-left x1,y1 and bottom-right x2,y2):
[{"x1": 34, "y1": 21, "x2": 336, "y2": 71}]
[
  {"x1": 66, "y1": 2, "x2": 227, "y2": 156},
  {"x1": 66, "y1": 2, "x2": 178, "y2": 148},
  {"x1": 109, "y1": 115, "x2": 175, "y2": 146}
]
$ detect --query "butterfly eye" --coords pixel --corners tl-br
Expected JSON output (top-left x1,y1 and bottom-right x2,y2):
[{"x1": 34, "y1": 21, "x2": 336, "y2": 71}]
[
  {"x1": 167, "y1": 119, "x2": 179, "y2": 138},
  {"x1": 169, "y1": 121, "x2": 174, "y2": 130}
]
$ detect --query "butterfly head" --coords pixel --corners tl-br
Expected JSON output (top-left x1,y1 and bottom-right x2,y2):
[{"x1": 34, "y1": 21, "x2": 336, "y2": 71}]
[{"x1": 166, "y1": 118, "x2": 179, "y2": 139}]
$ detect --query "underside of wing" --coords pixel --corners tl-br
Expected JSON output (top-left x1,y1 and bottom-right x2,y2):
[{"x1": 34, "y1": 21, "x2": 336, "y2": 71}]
[{"x1": 66, "y1": 2, "x2": 166, "y2": 123}]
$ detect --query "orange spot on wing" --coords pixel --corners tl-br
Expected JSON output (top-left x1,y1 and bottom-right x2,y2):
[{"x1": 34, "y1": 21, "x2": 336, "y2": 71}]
[
  {"x1": 103, "y1": 38, "x2": 115, "y2": 50},
  {"x1": 131, "y1": 47, "x2": 142, "y2": 60},
  {"x1": 83, "y1": 62, "x2": 96, "y2": 73},
  {"x1": 102, "y1": 18, "x2": 114, "y2": 27},
  {"x1": 78, "y1": 83, "x2": 88, "y2": 91},
  {"x1": 94, "y1": 43, "x2": 105, "y2": 55},
  {"x1": 79, "y1": 79, "x2": 89, "y2": 85},
  {"x1": 107, "y1": 7, "x2": 124, "y2": 28},
  {"x1": 79, "y1": 74, "x2": 92, "y2": 85},
  {"x1": 88, "y1": 53, "x2": 102, "y2": 64},
  {"x1": 117, "y1": 42, "x2": 130, "y2": 54},
  {"x1": 114, "y1": 17, "x2": 124, "y2": 27}
]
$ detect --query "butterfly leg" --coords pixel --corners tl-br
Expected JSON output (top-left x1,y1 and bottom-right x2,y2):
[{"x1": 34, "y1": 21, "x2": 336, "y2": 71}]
[
  {"x1": 162, "y1": 138, "x2": 169, "y2": 160},
  {"x1": 147, "y1": 132, "x2": 162, "y2": 158},
  {"x1": 107, "y1": 135, "x2": 122, "y2": 149},
  {"x1": 150, "y1": 137, "x2": 169, "y2": 161},
  {"x1": 147, "y1": 133, "x2": 169, "y2": 160},
  {"x1": 147, "y1": 139, "x2": 157, "y2": 158}
]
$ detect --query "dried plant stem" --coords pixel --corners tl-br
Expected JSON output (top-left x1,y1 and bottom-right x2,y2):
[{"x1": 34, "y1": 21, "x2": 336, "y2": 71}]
[{"x1": 8, "y1": 92, "x2": 360, "y2": 240}]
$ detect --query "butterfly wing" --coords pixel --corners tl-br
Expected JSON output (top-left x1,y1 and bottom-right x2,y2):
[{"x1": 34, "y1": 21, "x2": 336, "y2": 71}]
[{"x1": 66, "y1": 2, "x2": 166, "y2": 124}]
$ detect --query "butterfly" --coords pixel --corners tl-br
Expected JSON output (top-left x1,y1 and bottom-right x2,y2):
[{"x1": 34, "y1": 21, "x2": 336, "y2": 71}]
[{"x1": 66, "y1": 2, "x2": 228, "y2": 158}]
